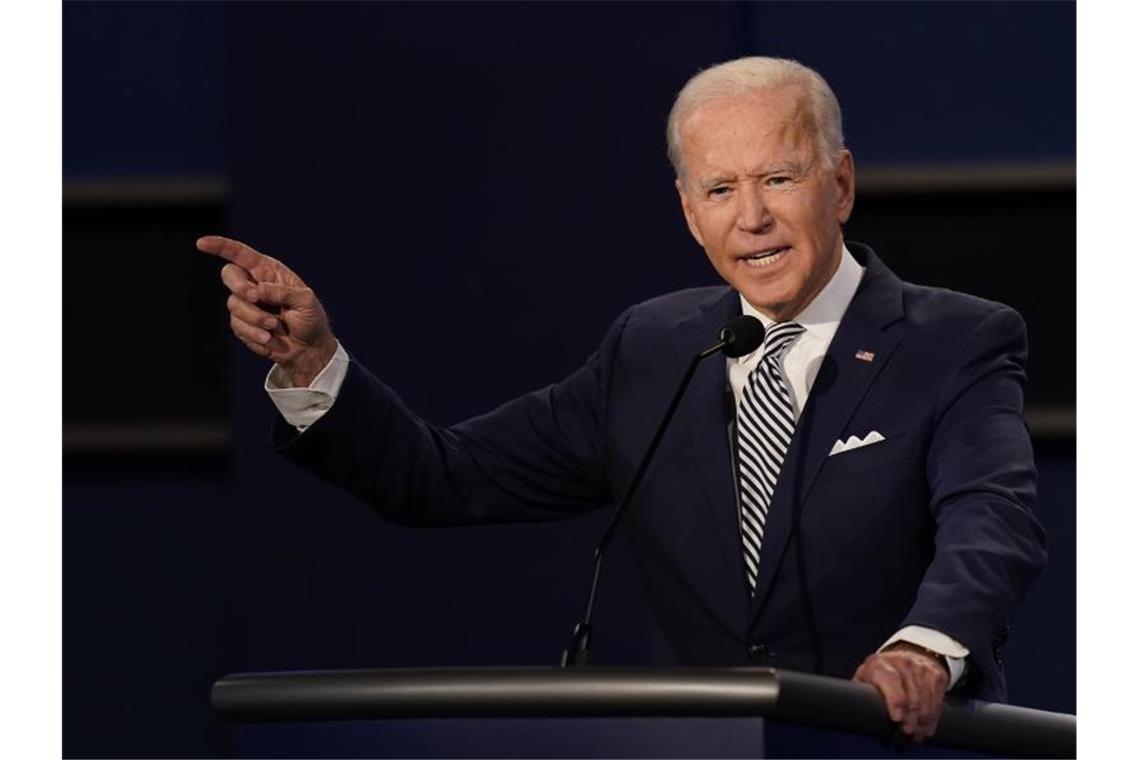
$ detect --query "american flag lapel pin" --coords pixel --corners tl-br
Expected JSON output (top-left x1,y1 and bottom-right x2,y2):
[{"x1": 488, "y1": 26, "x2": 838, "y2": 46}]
[{"x1": 854, "y1": 350, "x2": 875, "y2": 363}]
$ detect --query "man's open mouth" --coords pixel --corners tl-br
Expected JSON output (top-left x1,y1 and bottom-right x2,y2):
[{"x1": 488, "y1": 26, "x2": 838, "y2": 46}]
[{"x1": 739, "y1": 246, "x2": 791, "y2": 268}]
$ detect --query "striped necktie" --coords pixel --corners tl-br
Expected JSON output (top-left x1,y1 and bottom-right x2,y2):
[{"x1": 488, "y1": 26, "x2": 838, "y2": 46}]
[{"x1": 736, "y1": 321, "x2": 805, "y2": 593}]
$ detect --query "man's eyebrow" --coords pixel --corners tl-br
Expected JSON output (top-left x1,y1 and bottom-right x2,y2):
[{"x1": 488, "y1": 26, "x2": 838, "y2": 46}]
[
  {"x1": 697, "y1": 163, "x2": 806, "y2": 191},
  {"x1": 697, "y1": 175, "x2": 734, "y2": 191}
]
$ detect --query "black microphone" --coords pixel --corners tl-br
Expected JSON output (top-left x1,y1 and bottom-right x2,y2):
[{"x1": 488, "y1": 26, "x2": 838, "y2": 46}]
[
  {"x1": 561, "y1": 314, "x2": 764, "y2": 667},
  {"x1": 719, "y1": 314, "x2": 766, "y2": 359}
]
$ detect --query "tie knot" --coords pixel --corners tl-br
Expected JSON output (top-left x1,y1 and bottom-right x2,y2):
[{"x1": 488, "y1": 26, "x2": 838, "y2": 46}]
[{"x1": 761, "y1": 322, "x2": 805, "y2": 362}]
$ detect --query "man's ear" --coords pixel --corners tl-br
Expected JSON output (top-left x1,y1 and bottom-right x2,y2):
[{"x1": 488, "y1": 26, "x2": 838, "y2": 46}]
[
  {"x1": 834, "y1": 150, "x2": 855, "y2": 225},
  {"x1": 675, "y1": 178, "x2": 706, "y2": 247}
]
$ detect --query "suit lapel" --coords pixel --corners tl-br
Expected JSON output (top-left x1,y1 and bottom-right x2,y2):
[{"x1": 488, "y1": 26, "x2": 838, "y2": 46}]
[
  {"x1": 672, "y1": 288, "x2": 752, "y2": 633},
  {"x1": 750, "y1": 245, "x2": 905, "y2": 614}
]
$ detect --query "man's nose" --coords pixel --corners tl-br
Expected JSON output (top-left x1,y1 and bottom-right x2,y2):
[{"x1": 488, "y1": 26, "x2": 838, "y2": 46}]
[{"x1": 735, "y1": 185, "x2": 773, "y2": 233}]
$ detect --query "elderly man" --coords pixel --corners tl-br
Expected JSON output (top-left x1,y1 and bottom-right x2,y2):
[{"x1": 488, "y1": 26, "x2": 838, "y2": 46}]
[{"x1": 199, "y1": 57, "x2": 1046, "y2": 742}]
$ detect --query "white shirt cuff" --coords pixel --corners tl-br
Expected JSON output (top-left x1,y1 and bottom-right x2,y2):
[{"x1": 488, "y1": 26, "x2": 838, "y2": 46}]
[
  {"x1": 264, "y1": 342, "x2": 351, "y2": 431},
  {"x1": 880, "y1": 625, "x2": 970, "y2": 690}
]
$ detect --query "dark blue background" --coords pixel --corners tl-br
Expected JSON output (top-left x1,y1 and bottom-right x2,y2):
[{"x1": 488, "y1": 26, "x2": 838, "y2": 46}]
[{"x1": 64, "y1": 2, "x2": 1074, "y2": 757}]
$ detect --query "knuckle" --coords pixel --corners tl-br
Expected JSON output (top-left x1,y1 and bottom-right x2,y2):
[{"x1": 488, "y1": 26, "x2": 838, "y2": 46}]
[{"x1": 241, "y1": 337, "x2": 265, "y2": 354}]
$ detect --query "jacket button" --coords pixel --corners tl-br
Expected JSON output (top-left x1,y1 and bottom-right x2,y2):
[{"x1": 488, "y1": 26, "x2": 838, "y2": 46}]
[{"x1": 747, "y1": 643, "x2": 770, "y2": 663}]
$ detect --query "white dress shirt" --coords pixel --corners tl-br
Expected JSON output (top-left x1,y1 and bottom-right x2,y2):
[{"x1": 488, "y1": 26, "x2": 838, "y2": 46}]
[
  {"x1": 265, "y1": 343, "x2": 351, "y2": 432},
  {"x1": 265, "y1": 244, "x2": 969, "y2": 686}
]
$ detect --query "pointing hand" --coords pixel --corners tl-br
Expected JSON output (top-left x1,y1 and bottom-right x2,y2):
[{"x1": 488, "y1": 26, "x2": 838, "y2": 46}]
[{"x1": 197, "y1": 235, "x2": 337, "y2": 387}]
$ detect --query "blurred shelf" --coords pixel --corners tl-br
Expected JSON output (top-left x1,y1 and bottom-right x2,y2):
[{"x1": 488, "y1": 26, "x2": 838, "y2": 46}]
[
  {"x1": 63, "y1": 419, "x2": 231, "y2": 455},
  {"x1": 63, "y1": 176, "x2": 228, "y2": 206},
  {"x1": 856, "y1": 161, "x2": 1074, "y2": 194}
]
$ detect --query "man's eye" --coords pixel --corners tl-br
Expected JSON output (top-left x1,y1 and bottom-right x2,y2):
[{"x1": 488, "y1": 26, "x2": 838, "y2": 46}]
[
  {"x1": 709, "y1": 187, "x2": 731, "y2": 197},
  {"x1": 767, "y1": 176, "x2": 792, "y2": 186}
]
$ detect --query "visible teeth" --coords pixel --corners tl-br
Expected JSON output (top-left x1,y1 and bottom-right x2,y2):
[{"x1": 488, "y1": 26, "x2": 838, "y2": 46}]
[{"x1": 743, "y1": 248, "x2": 787, "y2": 268}]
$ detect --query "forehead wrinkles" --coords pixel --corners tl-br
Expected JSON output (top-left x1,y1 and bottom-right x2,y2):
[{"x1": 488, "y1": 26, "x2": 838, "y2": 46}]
[{"x1": 682, "y1": 89, "x2": 820, "y2": 177}]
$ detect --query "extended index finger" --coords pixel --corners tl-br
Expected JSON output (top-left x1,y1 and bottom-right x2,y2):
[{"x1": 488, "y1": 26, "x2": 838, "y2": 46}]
[{"x1": 196, "y1": 235, "x2": 267, "y2": 271}]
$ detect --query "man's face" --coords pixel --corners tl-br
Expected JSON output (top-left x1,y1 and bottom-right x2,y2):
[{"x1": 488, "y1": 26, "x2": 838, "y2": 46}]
[{"x1": 675, "y1": 86, "x2": 855, "y2": 321}]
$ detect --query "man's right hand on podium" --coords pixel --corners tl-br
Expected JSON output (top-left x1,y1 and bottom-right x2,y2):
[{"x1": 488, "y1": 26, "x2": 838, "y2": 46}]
[{"x1": 197, "y1": 235, "x2": 338, "y2": 388}]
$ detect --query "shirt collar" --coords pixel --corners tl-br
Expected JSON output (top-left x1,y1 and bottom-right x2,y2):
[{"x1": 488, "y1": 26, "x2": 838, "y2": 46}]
[{"x1": 737, "y1": 243, "x2": 865, "y2": 350}]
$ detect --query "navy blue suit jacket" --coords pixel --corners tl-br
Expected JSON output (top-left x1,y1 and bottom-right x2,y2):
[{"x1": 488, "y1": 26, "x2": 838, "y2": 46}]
[{"x1": 275, "y1": 242, "x2": 1047, "y2": 702}]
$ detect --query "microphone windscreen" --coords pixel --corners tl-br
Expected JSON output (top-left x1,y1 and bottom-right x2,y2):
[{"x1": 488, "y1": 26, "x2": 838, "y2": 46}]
[{"x1": 719, "y1": 315, "x2": 765, "y2": 358}]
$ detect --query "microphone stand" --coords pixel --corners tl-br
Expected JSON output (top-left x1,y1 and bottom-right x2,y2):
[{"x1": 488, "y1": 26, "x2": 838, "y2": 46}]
[{"x1": 561, "y1": 331, "x2": 748, "y2": 667}]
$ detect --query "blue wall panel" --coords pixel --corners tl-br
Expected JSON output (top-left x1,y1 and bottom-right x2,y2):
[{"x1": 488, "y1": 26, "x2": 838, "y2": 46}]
[{"x1": 746, "y1": 1, "x2": 1075, "y2": 164}]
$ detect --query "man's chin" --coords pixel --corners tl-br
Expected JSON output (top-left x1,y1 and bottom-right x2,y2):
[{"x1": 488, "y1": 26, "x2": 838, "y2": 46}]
[{"x1": 737, "y1": 286, "x2": 795, "y2": 321}]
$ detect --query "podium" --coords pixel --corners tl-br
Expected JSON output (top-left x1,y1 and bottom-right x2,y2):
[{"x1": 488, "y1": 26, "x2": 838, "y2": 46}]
[{"x1": 212, "y1": 666, "x2": 1075, "y2": 758}]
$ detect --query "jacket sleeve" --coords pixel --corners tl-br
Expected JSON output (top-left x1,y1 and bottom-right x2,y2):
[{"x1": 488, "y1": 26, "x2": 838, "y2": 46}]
[
  {"x1": 272, "y1": 309, "x2": 634, "y2": 527},
  {"x1": 902, "y1": 306, "x2": 1049, "y2": 700}
]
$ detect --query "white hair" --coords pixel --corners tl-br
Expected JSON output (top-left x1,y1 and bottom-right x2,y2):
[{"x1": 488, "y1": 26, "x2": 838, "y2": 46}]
[{"x1": 666, "y1": 56, "x2": 845, "y2": 179}]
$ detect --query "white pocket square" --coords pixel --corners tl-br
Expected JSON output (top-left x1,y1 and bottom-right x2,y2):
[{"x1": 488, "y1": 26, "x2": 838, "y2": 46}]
[{"x1": 828, "y1": 430, "x2": 885, "y2": 456}]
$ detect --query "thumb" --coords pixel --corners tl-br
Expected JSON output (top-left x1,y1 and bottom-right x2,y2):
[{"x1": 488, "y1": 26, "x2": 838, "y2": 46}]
[{"x1": 253, "y1": 281, "x2": 311, "y2": 308}]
